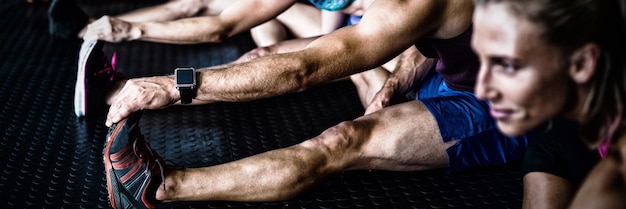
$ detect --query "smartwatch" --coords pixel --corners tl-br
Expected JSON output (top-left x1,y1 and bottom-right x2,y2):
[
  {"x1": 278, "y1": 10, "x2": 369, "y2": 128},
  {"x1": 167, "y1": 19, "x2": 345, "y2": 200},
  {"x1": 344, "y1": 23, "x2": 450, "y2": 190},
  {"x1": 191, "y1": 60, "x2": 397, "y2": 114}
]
[{"x1": 175, "y1": 67, "x2": 196, "y2": 104}]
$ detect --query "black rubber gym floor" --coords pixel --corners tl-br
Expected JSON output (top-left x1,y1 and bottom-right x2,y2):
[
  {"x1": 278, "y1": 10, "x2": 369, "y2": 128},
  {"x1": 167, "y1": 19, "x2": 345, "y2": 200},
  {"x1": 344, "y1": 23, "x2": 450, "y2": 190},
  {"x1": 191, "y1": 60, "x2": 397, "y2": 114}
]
[{"x1": 0, "y1": 0, "x2": 523, "y2": 208}]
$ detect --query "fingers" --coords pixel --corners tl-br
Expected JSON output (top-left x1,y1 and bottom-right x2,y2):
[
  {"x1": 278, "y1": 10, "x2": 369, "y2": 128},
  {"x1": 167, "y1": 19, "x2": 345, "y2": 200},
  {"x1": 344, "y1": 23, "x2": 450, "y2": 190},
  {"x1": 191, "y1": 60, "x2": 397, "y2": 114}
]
[
  {"x1": 105, "y1": 86, "x2": 136, "y2": 127},
  {"x1": 82, "y1": 16, "x2": 128, "y2": 43},
  {"x1": 105, "y1": 79, "x2": 141, "y2": 127},
  {"x1": 106, "y1": 99, "x2": 135, "y2": 127},
  {"x1": 364, "y1": 94, "x2": 388, "y2": 115},
  {"x1": 105, "y1": 78, "x2": 176, "y2": 126}
]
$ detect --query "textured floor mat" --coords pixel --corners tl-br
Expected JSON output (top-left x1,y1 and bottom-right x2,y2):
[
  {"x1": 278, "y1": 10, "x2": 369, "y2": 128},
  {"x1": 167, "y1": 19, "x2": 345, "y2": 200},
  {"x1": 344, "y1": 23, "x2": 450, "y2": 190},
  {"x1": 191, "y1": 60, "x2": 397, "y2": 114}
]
[{"x1": 0, "y1": 0, "x2": 522, "y2": 208}]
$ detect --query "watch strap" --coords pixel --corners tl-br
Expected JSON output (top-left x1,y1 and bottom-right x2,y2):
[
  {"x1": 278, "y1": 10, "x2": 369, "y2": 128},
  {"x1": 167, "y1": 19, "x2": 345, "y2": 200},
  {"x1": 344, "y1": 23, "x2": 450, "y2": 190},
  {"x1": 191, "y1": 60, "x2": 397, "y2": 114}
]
[{"x1": 179, "y1": 87, "x2": 194, "y2": 104}]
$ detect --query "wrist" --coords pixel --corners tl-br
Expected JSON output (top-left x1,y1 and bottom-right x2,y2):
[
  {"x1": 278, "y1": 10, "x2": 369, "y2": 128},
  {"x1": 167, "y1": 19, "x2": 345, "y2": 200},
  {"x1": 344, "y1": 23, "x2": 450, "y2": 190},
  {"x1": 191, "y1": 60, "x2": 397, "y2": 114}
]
[
  {"x1": 167, "y1": 76, "x2": 179, "y2": 101},
  {"x1": 174, "y1": 67, "x2": 197, "y2": 104},
  {"x1": 128, "y1": 23, "x2": 143, "y2": 41}
]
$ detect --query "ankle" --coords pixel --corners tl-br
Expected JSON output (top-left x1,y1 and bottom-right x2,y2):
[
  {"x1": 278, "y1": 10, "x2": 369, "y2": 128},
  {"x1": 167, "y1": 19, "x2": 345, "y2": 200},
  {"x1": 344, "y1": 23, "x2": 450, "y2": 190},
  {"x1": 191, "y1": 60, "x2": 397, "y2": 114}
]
[{"x1": 154, "y1": 168, "x2": 183, "y2": 202}]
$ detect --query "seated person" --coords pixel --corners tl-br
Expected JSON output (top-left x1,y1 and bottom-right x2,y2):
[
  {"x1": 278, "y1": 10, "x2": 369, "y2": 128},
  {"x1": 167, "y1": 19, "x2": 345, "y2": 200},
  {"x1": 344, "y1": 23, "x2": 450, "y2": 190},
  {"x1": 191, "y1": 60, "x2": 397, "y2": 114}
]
[
  {"x1": 471, "y1": 0, "x2": 626, "y2": 208},
  {"x1": 49, "y1": 0, "x2": 345, "y2": 46},
  {"x1": 74, "y1": 0, "x2": 416, "y2": 116}
]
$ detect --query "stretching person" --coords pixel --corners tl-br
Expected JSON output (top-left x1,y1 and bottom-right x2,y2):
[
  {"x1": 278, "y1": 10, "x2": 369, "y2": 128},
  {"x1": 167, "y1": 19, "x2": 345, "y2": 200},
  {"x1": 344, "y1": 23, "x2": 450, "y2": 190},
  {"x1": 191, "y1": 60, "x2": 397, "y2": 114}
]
[
  {"x1": 49, "y1": 0, "x2": 345, "y2": 46},
  {"x1": 76, "y1": 0, "x2": 415, "y2": 116},
  {"x1": 471, "y1": 0, "x2": 626, "y2": 208},
  {"x1": 101, "y1": 1, "x2": 527, "y2": 208},
  {"x1": 73, "y1": 0, "x2": 358, "y2": 116}
]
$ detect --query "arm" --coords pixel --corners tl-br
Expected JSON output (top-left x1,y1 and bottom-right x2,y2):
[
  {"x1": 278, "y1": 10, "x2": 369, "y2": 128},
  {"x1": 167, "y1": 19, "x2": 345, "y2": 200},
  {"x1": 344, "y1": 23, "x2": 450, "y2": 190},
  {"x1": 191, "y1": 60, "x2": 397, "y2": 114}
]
[
  {"x1": 569, "y1": 135, "x2": 626, "y2": 209},
  {"x1": 192, "y1": 0, "x2": 449, "y2": 101},
  {"x1": 523, "y1": 172, "x2": 574, "y2": 209},
  {"x1": 106, "y1": 0, "x2": 465, "y2": 126},
  {"x1": 83, "y1": 0, "x2": 296, "y2": 44}
]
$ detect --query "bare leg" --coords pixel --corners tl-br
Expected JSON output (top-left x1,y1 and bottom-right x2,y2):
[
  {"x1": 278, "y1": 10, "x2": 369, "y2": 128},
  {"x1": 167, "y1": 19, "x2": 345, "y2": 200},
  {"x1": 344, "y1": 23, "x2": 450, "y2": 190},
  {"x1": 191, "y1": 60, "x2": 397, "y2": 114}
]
[
  {"x1": 350, "y1": 46, "x2": 422, "y2": 108},
  {"x1": 250, "y1": 2, "x2": 323, "y2": 47},
  {"x1": 155, "y1": 101, "x2": 455, "y2": 202},
  {"x1": 350, "y1": 67, "x2": 391, "y2": 107},
  {"x1": 235, "y1": 36, "x2": 320, "y2": 63},
  {"x1": 350, "y1": 53, "x2": 401, "y2": 107},
  {"x1": 523, "y1": 172, "x2": 574, "y2": 209},
  {"x1": 250, "y1": 20, "x2": 289, "y2": 47}
]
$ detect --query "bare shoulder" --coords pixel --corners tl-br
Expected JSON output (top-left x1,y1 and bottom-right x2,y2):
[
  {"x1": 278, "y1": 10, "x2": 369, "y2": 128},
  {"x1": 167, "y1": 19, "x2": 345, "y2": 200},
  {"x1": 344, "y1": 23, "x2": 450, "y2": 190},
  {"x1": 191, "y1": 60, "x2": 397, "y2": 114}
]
[
  {"x1": 364, "y1": 0, "x2": 473, "y2": 39},
  {"x1": 430, "y1": 0, "x2": 474, "y2": 39}
]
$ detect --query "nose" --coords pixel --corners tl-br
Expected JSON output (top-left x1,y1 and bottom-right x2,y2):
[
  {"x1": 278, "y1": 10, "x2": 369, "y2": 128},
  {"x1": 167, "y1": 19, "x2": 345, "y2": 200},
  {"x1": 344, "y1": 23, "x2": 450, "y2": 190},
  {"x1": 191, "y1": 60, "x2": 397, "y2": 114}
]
[{"x1": 474, "y1": 64, "x2": 495, "y2": 101}]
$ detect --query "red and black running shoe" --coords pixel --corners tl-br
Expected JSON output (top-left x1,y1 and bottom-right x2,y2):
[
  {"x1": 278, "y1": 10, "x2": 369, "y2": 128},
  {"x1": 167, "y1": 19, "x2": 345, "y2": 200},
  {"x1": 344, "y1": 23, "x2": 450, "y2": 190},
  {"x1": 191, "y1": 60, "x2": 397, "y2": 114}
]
[{"x1": 103, "y1": 111, "x2": 164, "y2": 209}]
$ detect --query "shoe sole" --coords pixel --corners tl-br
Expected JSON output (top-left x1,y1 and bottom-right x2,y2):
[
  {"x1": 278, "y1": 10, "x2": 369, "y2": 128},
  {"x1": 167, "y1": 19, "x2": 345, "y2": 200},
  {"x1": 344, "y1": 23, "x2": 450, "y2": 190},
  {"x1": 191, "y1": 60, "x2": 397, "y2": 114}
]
[
  {"x1": 103, "y1": 119, "x2": 125, "y2": 209},
  {"x1": 74, "y1": 40, "x2": 99, "y2": 117},
  {"x1": 103, "y1": 112, "x2": 147, "y2": 209}
]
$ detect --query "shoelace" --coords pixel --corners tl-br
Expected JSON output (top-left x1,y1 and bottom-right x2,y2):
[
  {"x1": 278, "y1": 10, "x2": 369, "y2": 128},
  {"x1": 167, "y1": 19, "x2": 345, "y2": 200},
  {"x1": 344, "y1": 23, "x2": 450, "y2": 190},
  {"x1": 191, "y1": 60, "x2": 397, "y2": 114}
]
[
  {"x1": 132, "y1": 135, "x2": 167, "y2": 191},
  {"x1": 94, "y1": 53, "x2": 123, "y2": 81}
]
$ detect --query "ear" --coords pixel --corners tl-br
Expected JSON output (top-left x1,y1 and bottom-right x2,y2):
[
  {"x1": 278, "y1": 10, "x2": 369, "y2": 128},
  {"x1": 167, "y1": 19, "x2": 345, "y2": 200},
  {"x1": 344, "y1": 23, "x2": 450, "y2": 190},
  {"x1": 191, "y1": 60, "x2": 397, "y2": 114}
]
[{"x1": 569, "y1": 43, "x2": 601, "y2": 84}]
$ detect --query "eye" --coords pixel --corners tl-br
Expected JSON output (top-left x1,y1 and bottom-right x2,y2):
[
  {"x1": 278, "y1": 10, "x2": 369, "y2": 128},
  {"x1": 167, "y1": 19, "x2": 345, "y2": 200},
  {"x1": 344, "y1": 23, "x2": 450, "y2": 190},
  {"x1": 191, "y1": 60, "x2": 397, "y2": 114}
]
[{"x1": 491, "y1": 57, "x2": 520, "y2": 73}]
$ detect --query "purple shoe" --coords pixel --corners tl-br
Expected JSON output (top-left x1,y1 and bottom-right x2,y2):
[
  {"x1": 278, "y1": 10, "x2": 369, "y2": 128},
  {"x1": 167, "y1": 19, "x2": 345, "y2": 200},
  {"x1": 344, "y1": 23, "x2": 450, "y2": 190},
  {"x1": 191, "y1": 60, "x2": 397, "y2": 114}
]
[{"x1": 74, "y1": 40, "x2": 124, "y2": 117}]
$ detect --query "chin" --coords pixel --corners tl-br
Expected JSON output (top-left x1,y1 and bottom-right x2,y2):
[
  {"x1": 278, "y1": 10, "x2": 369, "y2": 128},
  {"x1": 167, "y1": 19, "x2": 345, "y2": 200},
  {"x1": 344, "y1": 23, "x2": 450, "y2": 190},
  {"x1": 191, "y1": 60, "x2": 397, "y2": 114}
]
[{"x1": 495, "y1": 120, "x2": 529, "y2": 137}]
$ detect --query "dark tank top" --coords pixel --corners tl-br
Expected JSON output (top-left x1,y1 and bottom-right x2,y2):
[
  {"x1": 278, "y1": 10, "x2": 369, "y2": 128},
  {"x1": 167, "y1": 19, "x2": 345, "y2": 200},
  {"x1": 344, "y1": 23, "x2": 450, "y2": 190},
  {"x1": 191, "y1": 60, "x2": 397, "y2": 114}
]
[{"x1": 414, "y1": 25, "x2": 478, "y2": 91}]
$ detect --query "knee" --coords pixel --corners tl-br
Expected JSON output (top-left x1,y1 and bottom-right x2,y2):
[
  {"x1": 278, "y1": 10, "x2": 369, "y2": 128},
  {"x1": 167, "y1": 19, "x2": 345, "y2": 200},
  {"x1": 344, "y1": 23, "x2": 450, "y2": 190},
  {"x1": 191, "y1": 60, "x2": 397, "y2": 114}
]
[{"x1": 302, "y1": 121, "x2": 362, "y2": 152}]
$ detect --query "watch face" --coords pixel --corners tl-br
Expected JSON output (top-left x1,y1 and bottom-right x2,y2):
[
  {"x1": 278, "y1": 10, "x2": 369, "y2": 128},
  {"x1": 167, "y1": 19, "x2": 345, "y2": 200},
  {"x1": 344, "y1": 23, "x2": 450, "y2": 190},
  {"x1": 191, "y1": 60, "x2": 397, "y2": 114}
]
[{"x1": 176, "y1": 68, "x2": 195, "y2": 84}]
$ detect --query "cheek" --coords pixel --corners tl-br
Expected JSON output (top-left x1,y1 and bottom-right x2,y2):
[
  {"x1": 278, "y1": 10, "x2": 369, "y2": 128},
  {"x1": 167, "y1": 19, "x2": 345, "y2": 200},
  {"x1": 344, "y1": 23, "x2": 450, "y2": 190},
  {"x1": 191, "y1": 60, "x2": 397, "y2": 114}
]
[
  {"x1": 513, "y1": 78, "x2": 570, "y2": 127},
  {"x1": 496, "y1": 75, "x2": 567, "y2": 135}
]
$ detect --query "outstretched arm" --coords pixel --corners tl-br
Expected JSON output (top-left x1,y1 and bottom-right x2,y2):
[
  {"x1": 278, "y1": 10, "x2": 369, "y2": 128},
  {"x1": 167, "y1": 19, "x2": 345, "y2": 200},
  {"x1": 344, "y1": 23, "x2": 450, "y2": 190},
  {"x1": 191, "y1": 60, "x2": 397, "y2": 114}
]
[
  {"x1": 106, "y1": 0, "x2": 471, "y2": 126},
  {"x1": 83, "y1": 0, "x2": 296, "y2": 44}
]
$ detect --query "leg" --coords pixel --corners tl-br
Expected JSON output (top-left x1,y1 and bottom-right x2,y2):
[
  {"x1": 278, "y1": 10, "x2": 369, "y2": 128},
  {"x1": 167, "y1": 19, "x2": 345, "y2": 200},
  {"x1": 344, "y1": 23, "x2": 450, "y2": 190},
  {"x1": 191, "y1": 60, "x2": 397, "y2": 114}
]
[
  {"x1": 250, "y1": 2, "x2": 323, "y2": 47},
  {"x1": 350, "y1": 47, "x2": 409, "y2": 108},
  {"x1": 234, "y1": 36, "x2": 320, "y2": 63},
  {"x1": 155, "y1": 101, "x2": 452, "y2": 202},
  {"x1": 250, "y1": 20, "x2": 290, "y2": 47},
  {"x1": 523, "y1": 172, "x2": 574, "y2": 209},
  {"x1": 48, "y1": 0, "x2": 89, "y2": 38},
  {"x1": 350, "y1": 67, "x2": 391, "y2": 107}
]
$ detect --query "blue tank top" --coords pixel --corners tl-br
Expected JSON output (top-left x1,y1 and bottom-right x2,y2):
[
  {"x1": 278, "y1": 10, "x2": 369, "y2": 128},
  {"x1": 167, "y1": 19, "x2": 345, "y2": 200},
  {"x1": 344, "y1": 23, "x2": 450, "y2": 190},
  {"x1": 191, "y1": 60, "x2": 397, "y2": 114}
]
[{"x1": 414, "y1": 26, "x2": 478, "y2": 92}]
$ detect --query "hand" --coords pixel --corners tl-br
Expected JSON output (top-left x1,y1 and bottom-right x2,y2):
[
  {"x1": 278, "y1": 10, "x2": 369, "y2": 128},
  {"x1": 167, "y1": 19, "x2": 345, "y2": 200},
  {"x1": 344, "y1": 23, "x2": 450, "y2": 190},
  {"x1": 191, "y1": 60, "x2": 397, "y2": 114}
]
[
  {"x1": 106, "y1": 77, "x2": 178, "y2": 127},
  {"x1": 364, "y1": 78, "x2": 397, "y2": 115},
  {"x1": 82, "y1": 16, "x2": 138, "y2": 43},
  {"x1": 233, "y1": 47, "x2": 271, "y2": 63}
]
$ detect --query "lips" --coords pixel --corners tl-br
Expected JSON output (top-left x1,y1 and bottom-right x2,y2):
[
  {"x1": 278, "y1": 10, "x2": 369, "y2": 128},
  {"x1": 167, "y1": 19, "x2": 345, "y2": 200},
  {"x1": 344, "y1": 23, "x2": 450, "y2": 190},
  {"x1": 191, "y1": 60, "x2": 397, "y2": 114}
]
[{"x1": 490, "y1": 107, "x2": 514, "y2": 120}]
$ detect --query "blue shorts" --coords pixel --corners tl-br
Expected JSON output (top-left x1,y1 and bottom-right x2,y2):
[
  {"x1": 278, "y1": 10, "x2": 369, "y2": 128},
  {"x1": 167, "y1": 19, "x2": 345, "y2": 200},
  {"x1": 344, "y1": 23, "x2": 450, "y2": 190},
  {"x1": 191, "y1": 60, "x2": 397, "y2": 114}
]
[{"x1": 415, "y1": 73, "x2": 528, "y2": 173}]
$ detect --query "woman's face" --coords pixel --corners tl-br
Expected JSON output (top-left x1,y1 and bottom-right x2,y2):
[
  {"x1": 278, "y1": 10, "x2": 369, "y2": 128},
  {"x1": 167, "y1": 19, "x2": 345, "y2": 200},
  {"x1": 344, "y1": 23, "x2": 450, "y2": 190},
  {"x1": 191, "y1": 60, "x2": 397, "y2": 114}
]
[{"x1": 472, "y1": 3, "x2": 575, "y2": 136}]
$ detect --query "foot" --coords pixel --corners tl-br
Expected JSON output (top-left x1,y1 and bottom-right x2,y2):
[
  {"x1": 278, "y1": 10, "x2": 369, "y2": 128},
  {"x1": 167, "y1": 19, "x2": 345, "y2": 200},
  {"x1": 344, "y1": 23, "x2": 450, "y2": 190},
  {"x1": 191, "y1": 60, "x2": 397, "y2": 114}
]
[
  {"x1": 74, "y1": 40, "x2": 124, "y2": 117},
  {"x1": 104, "y1": 111, "x2": 165, "y2": 209},
  {"x1": 48, "y1": 0, "x2": 89, "y2": 38}
]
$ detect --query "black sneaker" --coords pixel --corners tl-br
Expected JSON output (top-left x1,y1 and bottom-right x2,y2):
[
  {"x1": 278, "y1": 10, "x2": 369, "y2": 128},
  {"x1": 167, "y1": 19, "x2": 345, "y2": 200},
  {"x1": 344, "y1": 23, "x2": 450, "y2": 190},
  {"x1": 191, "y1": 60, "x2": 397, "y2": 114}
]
[
  {"x1": 48, "y1": 0, "x2": 89, "y2": 39},
  {"x1": 103, "y1": 111, "x2": 164, "y2": 209},
  {"x1": 74, "y1": 40, "x2": 124, "y2": 117}
]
